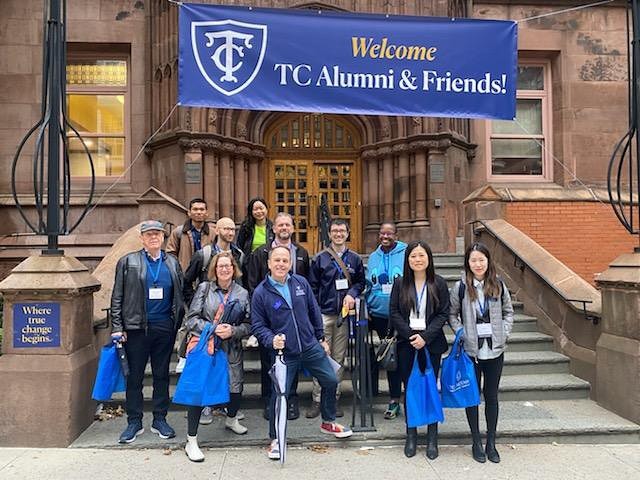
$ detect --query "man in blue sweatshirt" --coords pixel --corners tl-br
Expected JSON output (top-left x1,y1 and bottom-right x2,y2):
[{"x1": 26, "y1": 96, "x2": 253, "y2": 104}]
[
  {"x1": 251, "y1": 246, "x2": 353, "y2": 460},
  {"x1": 365, "y1": 222, "x2": 406, "y2": 419}
]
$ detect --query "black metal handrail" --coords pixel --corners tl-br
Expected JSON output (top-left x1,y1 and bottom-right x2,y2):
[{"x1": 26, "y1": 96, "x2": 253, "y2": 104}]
[
  {"x1": 607, "y1": 1, "x2": 640, "y2": 253},
  {"x1": 472, "y1": 220, "x2": 600, "y2": 325},
  {"x1": 11, "y1": 0, "x2": 95, "y2": 256}
]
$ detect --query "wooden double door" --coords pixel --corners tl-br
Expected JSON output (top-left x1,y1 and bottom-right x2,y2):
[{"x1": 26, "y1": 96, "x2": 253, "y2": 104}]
[{"x1": 268, "y1": 159, "x2": 360, "y2": 254}]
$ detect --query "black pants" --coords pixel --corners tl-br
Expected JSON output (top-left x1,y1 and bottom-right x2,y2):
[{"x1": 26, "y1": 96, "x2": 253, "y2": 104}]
[
  {"x1": 369, "y1": 315, "x2": 402, "y2": 399},
  {"x1": 260, "y1": 344, "x2": 299, "y2": 402},
  {"x1": 187, "y1": 392, "x2": 242, "y2": 436},
  {"x1": 465, "y1": 353, "x2": 504, "y2": 437},
  {"x1": 397, "y1": 340, "x2": 442, "y2": 431},
  {"x1": 124, "y1": 325, "x2": 176, "y2": 424}
]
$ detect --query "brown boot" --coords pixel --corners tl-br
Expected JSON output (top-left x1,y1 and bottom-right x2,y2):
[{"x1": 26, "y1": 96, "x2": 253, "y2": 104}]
[{"x1": 305, "y1": 401, "x2": 321, "y2": 419}]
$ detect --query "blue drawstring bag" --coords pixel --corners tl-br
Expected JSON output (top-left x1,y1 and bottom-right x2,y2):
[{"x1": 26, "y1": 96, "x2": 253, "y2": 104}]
[
  {"x1": 406, "y1": 350, "x2": 444, "y2": 427},
  {"x1": 441, "y1": 329, "x2": 481, "y2": 408},
  {"x1": 173, "y1": 323, "x2": 230, "y2": 407},
  {"x1": 92, "y1": 342, "x2": 126, "y2": 401}
]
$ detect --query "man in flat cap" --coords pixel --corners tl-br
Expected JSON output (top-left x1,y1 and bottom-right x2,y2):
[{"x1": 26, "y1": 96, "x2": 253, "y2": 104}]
[{"x1": 110, "y1": 221, "x2": 185, "y2": 444}]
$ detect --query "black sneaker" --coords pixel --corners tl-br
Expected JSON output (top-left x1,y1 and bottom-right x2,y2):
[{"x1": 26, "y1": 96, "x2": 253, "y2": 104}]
[
  {"x1": 119, "y1": 423, "x2": 144, "y2": 444},
  {"x1": 150, "y1": 418, "x2": 176, "y2": 439},
  {"x1": 288, "y1": 397, "x2": 300, "y2": 420}
]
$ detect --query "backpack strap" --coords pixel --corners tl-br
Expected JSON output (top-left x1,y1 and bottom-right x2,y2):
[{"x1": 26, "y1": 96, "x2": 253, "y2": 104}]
[
  {"x1": 323, "y1": 247, "x2": 352, "y2": 285},
  {"x1": 458, "y1": 281, "x2": 465, "y2": 304}
]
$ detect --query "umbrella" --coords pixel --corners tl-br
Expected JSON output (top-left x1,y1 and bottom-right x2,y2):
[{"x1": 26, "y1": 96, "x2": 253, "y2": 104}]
[{"x1": 269, "y1": 351, "x2": 288, "y2": 464}]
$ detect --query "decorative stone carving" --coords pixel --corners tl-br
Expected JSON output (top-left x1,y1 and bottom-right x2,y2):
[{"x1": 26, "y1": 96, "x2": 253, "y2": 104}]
[
  {"x1": 208, "y1": 110, "x2": 217, "y2": 127},
  {"x1": 381, "y1": 124, "x2": 390, "y2": 139},
  {"x1": 392, "y1": 143, "x2": 409, "y2": 154},
  {"x1": 237, "y1": 125, "x2": 247, "y2": 140},
  {"x1": 184, "y1": 109, "x2": 192, "y2": 131}
]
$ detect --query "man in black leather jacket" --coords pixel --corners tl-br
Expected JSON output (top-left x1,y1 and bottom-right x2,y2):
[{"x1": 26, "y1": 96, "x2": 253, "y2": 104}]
[{"x1": 110, "y1": 221, "x2": 185, "y2": 444}]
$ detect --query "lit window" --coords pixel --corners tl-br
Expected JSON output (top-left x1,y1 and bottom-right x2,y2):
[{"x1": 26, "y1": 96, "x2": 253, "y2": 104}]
[
  {"x1": 489, "y1": 63, "x2": 551, "y2": 179},
  {"x1": 66, "y1": 57, "x2": 128, "y2": 177}
]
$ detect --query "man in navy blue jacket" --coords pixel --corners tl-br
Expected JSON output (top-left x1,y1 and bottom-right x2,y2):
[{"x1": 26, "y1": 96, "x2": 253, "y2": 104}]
[
  {"x1": 307, "y1": 219, "x2": 365, "y2": 419},
  {"x1": 251, "y1": 246, "x2": 353, "y2": 460}
]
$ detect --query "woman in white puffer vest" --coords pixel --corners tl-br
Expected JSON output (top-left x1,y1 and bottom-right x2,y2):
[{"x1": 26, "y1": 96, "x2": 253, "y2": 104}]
[{"x1": 449, "y1": 242, "x2": 514, "y2": 465}]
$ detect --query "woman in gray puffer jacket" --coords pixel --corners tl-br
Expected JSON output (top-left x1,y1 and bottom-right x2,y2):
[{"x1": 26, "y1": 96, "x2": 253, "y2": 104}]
[
  {"x1": 449, "y1": 242, "x2": 513, "y2": 465},
  {"x1": 183, "y1": 251, "x2": 251, "y2": 462}
]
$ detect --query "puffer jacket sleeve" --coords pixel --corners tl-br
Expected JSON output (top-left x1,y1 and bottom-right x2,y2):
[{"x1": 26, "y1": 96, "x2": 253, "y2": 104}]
[
  {"x1": 185, "y1": 281, "x2": 212, "y2": 336},
  {"x1": 449, "y1": 280, "x2": 463, "y2": 333},
  {"x1": 501, "y1": 281, "x2": 515, "y2": 339}
]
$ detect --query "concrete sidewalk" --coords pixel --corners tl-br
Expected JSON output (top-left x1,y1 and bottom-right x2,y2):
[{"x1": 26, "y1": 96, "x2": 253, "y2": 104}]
[{"x1": 1, "y1": 444, "x2": 639, "y2": 480}]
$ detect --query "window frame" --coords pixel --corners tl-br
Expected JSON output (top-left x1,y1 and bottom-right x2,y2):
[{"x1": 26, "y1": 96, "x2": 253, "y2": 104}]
[
  {"x1": 66, "y1": 51, "x2": 131, "y2": 182},
  {"x1": 486, "y1": 59, "x2": 553, "y2": 182}
]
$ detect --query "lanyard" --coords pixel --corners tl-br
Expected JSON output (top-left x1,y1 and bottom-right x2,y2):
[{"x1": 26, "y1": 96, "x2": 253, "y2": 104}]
[
  {"x1": 332, "y1": 259, "x2": 345, "y2": 279},
  {"x1": 216, "y1": 289, "x2": 231, "y2": 306},
  {"x1": 415, "y1": 282, "x2": 427, "y2": 317},
  {"x1": 144, "y1": 253, "x2": 163, "y2": 286},
  {"x1": 476, "y1": 296, "x2": 489, "y2": 318}
]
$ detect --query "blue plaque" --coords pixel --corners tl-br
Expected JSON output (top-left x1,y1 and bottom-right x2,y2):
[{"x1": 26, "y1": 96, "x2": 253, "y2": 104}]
[{"x1": 13, "y1": 302, "x2": 61, "y2": 348}]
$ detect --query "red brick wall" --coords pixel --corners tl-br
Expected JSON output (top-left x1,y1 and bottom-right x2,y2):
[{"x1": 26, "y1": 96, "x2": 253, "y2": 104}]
[{"x1": 505, "y1": 202, "x2": 638, "y2": 285}]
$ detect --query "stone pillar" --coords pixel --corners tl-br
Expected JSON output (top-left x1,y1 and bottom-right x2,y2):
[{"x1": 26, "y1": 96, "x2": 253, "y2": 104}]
[
  {"x1": 366, "y1": 152, "x2": 379, "y2": 225},
  {"x1": 396, "y1": 145, "x2": 410, "y2": 223},
  {"x1": 219, "y1": 146, "x2": 234, "y2": 218},
  {"x1": 413, "y1": 147, "x2": 428, "y2": 220},
  {"x1": 203, "y1": 149, "x2": 220, "y2": 220},
  {"x1": 594, "y1": 252, "x2": 640, "y2": 424},
  {"x1": 0, "y1": 255, "x2": 101, "y2": 447},
  {"x1": 381, "y1": 148, "x2": 394, "y2": 221}
]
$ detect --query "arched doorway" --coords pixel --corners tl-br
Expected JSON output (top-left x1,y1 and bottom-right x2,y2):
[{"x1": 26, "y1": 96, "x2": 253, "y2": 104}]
[{"x1": 264, "y1": 113, "x2": 362, "y2": 254}]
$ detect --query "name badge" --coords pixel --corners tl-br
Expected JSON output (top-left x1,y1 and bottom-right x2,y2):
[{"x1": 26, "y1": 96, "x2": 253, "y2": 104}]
[
  {"x1": 148, "y1": 287, "x2": 163, "y2": 300},
  {"x1": 381, "y1": 284, "x2": 393, "y2": 295},
  {"x1": 335, "y1": 278, "x2": 349, "y2": 291},
  {"x1": 477, "y1": 323, "x2": 492, "y2": 338}
]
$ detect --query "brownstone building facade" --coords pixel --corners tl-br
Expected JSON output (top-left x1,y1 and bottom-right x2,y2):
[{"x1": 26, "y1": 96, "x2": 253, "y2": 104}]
[{"x1": 0, "y1": 0, "x2": 633, "y2": 280}]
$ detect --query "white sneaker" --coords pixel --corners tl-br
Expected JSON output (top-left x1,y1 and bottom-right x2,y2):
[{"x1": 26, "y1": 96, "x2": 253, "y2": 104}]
[
  {"x1": 175, "y1": 357, "x2": 187, "y2": 374},
  {"x1": 236, "y1": 411, "x2": 245, "y2": 421},
  {"x1": 246, "y1": 335, "x2": 259, "y2": 348},
  {"x1": 199, "y1": 407, "x2": 213, "y2": 425},
  {"x1": 225, "y1": 416, "x2": 248, "y2": 435},
  {"x1": 267, "y1": 439, "x2": 280, "y2": 460},
  {"x1": 185, "y1": 435, "x2": 205, "y2": 462}
]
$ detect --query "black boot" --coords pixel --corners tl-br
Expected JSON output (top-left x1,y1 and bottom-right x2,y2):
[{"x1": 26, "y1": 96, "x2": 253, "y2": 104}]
[
  {"x1": 404, "y1": 427, "x2": 417, "y2": 458},
  {"x1": 485, "y1": 432, "x2": 500, "y2": 463},
  {"x1": 471, "y1": 432, "x2": 486, "y2": 463},
  {"x1": 426, "y1": 424, "x2": 438, "y2": 460}
]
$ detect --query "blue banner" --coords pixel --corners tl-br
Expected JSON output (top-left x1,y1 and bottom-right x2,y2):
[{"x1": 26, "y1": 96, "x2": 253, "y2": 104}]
[{"x1": 179, "y1": 4, "x2": 517, "y2": 120}]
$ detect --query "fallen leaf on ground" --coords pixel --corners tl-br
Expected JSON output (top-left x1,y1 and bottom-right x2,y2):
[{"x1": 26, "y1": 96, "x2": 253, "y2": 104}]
[
  {"x1": 307, "y1": 445, "x2": 330, "y2": 453},
  {"x1": 162, "y1": 449, "x2": 172, "y2": 456}
]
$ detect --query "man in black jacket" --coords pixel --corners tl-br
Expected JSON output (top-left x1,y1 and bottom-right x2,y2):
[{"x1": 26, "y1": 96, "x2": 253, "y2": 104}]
[
  {"x1": 183, "y1": 217, "x2": 244, "y2": 306},
  {"x1": 246, "y1": 212, "x2": 310, "y2": 420},
  {"x1": 110, "y1": 221, "x2": 185, "y2": 444}
]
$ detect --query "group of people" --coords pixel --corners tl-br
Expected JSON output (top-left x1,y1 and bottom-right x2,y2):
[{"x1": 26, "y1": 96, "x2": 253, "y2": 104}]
[{"x1": 109, "y1": 196, "x2": 513, "y2": 465}]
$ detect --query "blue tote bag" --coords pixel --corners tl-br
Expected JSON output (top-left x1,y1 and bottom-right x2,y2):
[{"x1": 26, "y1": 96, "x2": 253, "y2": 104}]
[
  {"x1": 405, "y1": 350, "x2": 444, "y2": 428},
  {"x1": 441, "y1": 329, "x2": 481, "y2": 408},
  {"x1": 92, "y1": 343, "x2": 126, "y2": 401},
  {"x1": 173, "y1": 323, "x2": 230, "y2": 407}
]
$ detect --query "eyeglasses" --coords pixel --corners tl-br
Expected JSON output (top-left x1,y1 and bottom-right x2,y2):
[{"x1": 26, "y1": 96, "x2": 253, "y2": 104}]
[
  {"x1": 330, "y1": 229, "x2": 348, "y2": 234},
  {"x1": 216, "y1": 264, "x2": 233, "y2": 270}
]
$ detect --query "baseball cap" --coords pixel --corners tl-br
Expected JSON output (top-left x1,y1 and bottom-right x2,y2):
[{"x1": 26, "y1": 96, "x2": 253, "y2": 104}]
[{"x1": 140, "y1": 220, "x2": 165, "y2": 233}]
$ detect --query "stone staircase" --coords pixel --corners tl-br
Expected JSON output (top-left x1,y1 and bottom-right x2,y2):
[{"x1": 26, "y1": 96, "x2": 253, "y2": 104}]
[{"x1": 72, "y1": 254, "x2": 640, "y2": 448}]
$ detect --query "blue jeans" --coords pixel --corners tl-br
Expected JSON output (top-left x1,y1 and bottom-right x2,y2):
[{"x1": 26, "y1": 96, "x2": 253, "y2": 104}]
[{"x1": 269, "y1": 342, "x2": 337, "y2": 439}]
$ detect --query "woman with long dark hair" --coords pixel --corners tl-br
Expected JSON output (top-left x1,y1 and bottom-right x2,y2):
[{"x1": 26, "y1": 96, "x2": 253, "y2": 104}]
[
  {"x1": 236, "y1": 197, "x2": 275, "y2": 257},
  {"x1": 449, "y1": 242, "x2": 513, "y2": 464},
  {"x1": 389, "y1": 240, "x2": 450, "y2": 459}
]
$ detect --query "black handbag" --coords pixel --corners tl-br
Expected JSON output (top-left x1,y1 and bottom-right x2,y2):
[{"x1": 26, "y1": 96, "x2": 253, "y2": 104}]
[{"x1": 376, "y1": 336, "x2": 398, "y2": 371}]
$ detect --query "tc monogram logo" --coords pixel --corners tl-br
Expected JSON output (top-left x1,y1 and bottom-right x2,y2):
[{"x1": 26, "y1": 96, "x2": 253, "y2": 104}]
[{"x1": 191, "y1": 19, "x2": 268, "y2": 96}]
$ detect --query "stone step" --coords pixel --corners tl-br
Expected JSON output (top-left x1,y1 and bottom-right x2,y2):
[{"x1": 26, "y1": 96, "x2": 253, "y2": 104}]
[
  {"x1": 511, "y1": 314, "x2": 538, "y2": 333},
  {"x1": 151, "y1": 349, "x2": 569, "y2": 387},
  {"x1": 72, "y1": 399, "x2": 640, "y2": 449},
  {"x1": 444, "y1": 331, "x2": 554, "y2": 352},
  {"x1": 126, "y1": 370, "x2": 588, "y2": 409}
]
